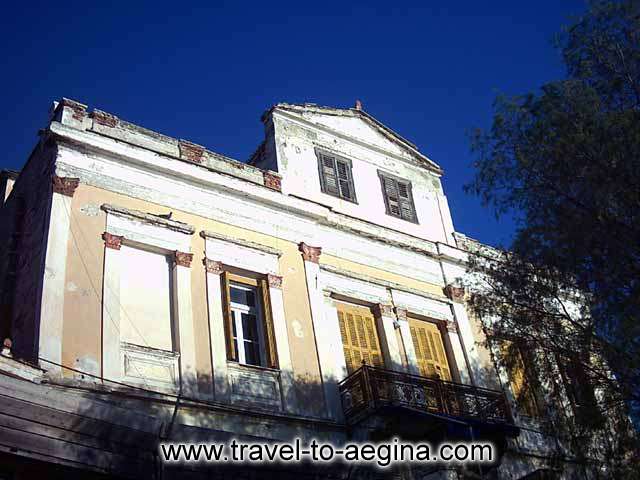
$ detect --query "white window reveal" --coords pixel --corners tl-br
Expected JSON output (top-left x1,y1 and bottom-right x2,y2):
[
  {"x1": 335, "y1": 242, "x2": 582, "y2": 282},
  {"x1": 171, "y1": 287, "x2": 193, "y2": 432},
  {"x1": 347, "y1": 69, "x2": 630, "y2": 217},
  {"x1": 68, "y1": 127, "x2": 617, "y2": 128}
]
[{"x1": 119, "y1": 245, "x2": 173, "y2": 351}]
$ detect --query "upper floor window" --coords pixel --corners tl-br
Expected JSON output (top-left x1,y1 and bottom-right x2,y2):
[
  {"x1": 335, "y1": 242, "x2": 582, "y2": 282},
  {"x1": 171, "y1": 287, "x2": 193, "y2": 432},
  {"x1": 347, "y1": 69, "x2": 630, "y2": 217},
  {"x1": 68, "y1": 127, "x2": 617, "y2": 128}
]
[
  {"x1": 501, "y1": 341, "x2": 542, "y2": 419},
  {"x1": 316, "y1": 148, "x2": 357, "y2": 202},
  {"x1": 222, "y1": 271, "x2": 278, "y2": 369},
  {"x1": 378, "y1": 171, "x2": 417, "y2": 223}
]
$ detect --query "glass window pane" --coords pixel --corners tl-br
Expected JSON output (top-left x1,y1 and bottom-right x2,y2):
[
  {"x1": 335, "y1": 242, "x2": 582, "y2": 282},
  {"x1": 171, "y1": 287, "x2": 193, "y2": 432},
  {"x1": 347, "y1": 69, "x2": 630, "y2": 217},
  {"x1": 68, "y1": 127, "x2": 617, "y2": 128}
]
[
  {"x1": 242, "y1": 313, "x2": 259, "y2": 341},
  {"x1": 244, "y1": 341, "x2": 260, "y2": 366},
  {"x1": 230, "y1": 284, "x2": 257, "y2": 307}
]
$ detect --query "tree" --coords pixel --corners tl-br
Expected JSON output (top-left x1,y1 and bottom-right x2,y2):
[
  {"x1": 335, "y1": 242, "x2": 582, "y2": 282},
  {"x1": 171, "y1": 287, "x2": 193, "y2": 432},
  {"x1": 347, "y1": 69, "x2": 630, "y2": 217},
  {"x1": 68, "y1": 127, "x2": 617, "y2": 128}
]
[{"x1": 465, "y1": 1, "x2": 640, "y2": 476}]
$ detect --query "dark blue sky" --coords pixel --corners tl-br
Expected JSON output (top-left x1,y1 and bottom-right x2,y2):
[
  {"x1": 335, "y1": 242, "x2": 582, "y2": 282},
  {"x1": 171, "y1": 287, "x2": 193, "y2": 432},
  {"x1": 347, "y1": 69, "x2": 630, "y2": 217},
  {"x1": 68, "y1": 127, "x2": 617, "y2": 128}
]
[{"x1": 0, "y1": 1, "x2": 586, "y2": 247}]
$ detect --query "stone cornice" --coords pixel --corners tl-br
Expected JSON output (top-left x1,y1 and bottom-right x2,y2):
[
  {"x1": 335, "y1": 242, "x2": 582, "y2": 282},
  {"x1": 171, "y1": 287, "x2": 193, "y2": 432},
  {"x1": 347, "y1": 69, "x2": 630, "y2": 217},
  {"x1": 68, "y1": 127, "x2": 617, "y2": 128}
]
[
  {"x1": 50, "y1": 121, "x2": 473, "y2": 265},
  {"x1": 320, "y1": 263, "x2": 450, "y2": 305},
  {"x1": 101, "y1": 204, "x2": 195, "y2": 235},
  {"x1": 200, "y1": 231, "x2": 282, "y2": 257}
]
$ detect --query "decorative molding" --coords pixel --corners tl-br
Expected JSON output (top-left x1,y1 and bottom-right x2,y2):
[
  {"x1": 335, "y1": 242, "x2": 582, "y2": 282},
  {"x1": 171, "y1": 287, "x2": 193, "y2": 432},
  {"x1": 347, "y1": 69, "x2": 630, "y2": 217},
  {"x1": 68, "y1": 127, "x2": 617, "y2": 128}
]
[
  {"x1": 263, "y1": 171, "x2": 282, "y2": 192},
  {"x1": 174, "y1": 251, "x2": 193, "y2": 268},
  {"x1": 395, "y1": 308, "x2": 408, "y2": 322},
  {"x1": 102, "y1": 232, "x2": 123, "y2": 250},
  {"x1": 179, "y1": 140, "x2": 205, "y2": 164},
  {"x1": 203, "y1": 258, "x2": 224, "y2": 274},
  {"x1": 372, "y1": 303, "x2": 394, "y2": 318},
  {"x1": 267, "y1": 274, "x2": 283, "y2": 289},
  {"x1": 320, "y1": 263, "x2": 450, "y2": 305},
  {"x1": 200, "y1": 230, "x2": 282, "y2": 257},
  {"x1": 299, "y1": 242, "x2": 322, "y2": 263},
  {"x1": 101, "y1": 204, "x2": 195, "y2": 235},
  {"x1": 52, "y1": 175, "x2": 80, "y2": 197},
  {"x1": 92, "y1": 109, "x2": 119, "y2": 128},
  {"x1": 443, "y1": 284, "x2": 465, "y2": 303}
]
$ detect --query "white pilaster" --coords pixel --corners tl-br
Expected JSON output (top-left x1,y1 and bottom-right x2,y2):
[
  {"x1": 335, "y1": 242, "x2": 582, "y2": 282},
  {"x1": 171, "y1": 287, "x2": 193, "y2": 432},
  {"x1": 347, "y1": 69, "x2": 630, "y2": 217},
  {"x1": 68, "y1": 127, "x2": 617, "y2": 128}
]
[
  {"x1": 173, "y1": 252, "x2": 198, "y2": 397},
  {"x1": 374, "y1": 304, "x2": 403, "y2": 372},
  {"x1": 204, "y1": 260, "x2": 230, "y2": 402},
  {"x1": 396, "y1": 308, "x2": 420, "y2": 375},
  {"x1": 267, "y1": 280, "x2": 298, "y2": 414},
  {"x1": 102, "y1": 233, "x2": 123, "y2": 382},
  {"x1": 38, "y1": 177, "x2": 78, "y2": 376}
]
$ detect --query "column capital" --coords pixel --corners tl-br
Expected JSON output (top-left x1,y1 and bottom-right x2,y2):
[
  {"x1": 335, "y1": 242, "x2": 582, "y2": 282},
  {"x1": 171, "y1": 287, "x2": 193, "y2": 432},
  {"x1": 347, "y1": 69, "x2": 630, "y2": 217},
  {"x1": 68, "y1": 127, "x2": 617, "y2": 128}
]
[
  {"x1": 102, "y1": 232, "x2": 123, "y2": 250},
  {"x1": 444, "y1": 284, "x2": 466, "y2": 303},
  {"x1": 52, "y1": 175, "x2": 80, "y2": 197},
  {"x1": 267, "y1": 274, "x2": 283, "y2": 289},
  {"x1": 203, "y1": 258, "x2": 224, "y2": 274},
  {"x1": 174, "y1": 251, "x2": 194, "y2": 268},
  {"x1": 298, "y1": 242, "x2": 322, "y2": 263},
  {"x1": 394, "y1": 307, "x2": 408, "y2": 322},
  {"x1": 372, "y1": 303, "x2": 394, "y2": 318},
  {"x1": 442, "y1": 320, "x2": 458, "y2": 334}
]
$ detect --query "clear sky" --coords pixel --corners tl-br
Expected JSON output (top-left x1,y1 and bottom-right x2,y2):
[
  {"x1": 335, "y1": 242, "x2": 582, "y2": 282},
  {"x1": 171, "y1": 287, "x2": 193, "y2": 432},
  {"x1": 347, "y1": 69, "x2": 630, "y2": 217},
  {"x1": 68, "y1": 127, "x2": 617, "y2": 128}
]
[{"x1": 0, "y1": 1, "x2": 587, "y2": 247}]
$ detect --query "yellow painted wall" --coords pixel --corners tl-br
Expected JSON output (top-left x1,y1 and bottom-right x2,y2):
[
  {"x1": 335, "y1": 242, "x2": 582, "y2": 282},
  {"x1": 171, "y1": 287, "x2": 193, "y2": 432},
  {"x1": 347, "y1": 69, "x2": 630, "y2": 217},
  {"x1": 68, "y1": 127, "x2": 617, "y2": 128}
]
[{"x1": 61, "y1": 183, "x2": 446, "y2": 410}]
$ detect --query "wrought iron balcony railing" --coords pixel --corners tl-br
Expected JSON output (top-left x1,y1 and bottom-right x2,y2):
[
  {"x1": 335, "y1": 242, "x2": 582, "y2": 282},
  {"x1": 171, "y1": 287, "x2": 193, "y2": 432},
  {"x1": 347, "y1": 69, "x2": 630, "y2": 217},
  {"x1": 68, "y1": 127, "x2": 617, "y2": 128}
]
[{"x1": 339, "y1": 365, "x2": 512, "y2": 426}]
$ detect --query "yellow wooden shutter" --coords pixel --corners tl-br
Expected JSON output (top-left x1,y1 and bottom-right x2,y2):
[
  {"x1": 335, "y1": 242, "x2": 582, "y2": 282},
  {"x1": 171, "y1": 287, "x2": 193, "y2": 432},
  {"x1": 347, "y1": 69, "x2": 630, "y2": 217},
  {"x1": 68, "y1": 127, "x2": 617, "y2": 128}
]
[
  {"x1": 409, "y1": 318, "x2": 451, "y2": 380},
  {"x1": 259, "y1": 278, "x2": 278, "y2": 369},
  {"x1": 501, "y1": 342, "x2": 539, "y2": 417},
  {"x1": 336, "y1": 303, "x2": 384, "y2": 374},
  {"x1": 220, "y1": 271, "x2": 237, "y2": 361}
]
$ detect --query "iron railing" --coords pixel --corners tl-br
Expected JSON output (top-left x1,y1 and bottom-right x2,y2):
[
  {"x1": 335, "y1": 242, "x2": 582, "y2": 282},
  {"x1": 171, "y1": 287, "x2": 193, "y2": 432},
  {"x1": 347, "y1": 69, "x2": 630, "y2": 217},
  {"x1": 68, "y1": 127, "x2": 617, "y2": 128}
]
[{"x1": 338, "y1": 364, "x2": 511, "y2": 426}]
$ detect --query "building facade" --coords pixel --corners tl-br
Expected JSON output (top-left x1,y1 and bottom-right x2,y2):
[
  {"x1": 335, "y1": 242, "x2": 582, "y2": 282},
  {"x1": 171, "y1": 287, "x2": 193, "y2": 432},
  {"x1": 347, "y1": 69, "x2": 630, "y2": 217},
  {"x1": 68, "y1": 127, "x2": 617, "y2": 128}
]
[{"x1": 0, "y1": 99, "x2": 590, "y2": 479}]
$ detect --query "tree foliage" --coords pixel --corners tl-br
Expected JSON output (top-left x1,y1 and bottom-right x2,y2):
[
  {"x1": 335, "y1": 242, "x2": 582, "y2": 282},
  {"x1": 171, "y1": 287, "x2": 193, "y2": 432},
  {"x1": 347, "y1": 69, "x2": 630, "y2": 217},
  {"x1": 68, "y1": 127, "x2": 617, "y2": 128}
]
[{"x1": 465, "y1": 1, "x2": 640, "y2": 476}]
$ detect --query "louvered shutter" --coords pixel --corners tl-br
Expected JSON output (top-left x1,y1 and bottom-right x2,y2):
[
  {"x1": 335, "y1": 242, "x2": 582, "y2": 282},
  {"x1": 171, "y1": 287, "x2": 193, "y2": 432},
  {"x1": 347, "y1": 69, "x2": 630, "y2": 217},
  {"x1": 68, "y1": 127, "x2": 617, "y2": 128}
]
[
  {"x1": 259, "y1": 278, "x2": 279, "y2": 369},
  {"x1": 337, "y1": 303, "x2": 384, "y2": 374},
  {"x1": 336, "y1": 159, "x2": 354, "y2": 200},
  {"x1": 381, "y1": 176, "x2": 401, "y2": 216},
  {"x1": 501, "y1": 342, "x2": 539, "y2": 417},
  {"x1": 409, "y1": 319, "x2": 451, "y2": 380},
  {"x1": 221, "y1": 271, "x2": 237, "y2": 361},
  {"x1": 320, "y1": 154, "x2": 339, "y2": 196},
  {"x1": 397, "y1": 181, "x2": 415, "y2": 221}
]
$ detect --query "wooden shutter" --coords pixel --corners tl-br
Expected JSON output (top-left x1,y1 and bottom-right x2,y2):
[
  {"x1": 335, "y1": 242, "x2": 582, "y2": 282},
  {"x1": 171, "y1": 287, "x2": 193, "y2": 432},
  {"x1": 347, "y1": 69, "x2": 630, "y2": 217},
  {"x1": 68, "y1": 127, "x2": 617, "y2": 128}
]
[
  {"x1": 397, "y1": 181, "x2": 415, "y2": 221},
  {"x1": 381, "y1": 173, "x2": 416, "y2": 222},
  {"x1": 319, "y1": 153, "x2": 339, "y2": 196},
  {"x1": 336, "y1": 159, "x2": 354, "y2": 201},
  {"x1": 501, "y1": 342, "x2": 539, "y2": 417},
  {"x1": 336, "y1": 303, "x2": 384, "y2": 374},
  {"x1": 409, "y1": 318, "x2": 451, "y2": 380},
  {"x1": 259, "y1": 278, "x2": 279, "y2": 369},
  {"x1": 381, "y1": 175, "x2": 401, "y2": 217},
  {"x1": 221, "y1": 271, "x2": 237, "y2": 361}
]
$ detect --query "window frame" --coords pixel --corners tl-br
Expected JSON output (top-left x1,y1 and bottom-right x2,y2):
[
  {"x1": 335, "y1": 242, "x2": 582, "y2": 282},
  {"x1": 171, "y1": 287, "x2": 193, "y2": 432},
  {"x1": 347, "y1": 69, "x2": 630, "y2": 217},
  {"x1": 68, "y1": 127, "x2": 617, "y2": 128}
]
[
  {"x1": 228, "y1": 279, "x2": 268, "y2": 367},
  {"x1": 377, "y1": 170, "x2": 418, "y2": 224},
  {"x1": 221, "y1": 270, "x2": 279, "y2": 370},
  {"x1": 315, "y1": 147, "x2": 358, "y2": 203}
]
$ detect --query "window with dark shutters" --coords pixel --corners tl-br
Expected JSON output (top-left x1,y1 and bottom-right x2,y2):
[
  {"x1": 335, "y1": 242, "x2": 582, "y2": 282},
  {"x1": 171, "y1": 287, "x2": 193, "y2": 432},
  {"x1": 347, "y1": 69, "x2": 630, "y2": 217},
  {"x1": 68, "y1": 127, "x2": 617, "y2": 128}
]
[
  {"x1": 379, "y1": 171, "x2": 417, "y2": 223},
  {"x1": 316, "y1": 149, "x2": 357, "y2": 202}
]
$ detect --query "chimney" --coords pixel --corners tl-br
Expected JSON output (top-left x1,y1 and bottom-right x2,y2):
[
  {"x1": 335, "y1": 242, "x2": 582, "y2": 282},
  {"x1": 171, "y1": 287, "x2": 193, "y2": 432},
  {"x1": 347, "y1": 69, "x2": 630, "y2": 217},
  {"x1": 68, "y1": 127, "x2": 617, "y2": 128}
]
[{"x1": 354, "y1": 99, "x2": 363, "y2": 111}]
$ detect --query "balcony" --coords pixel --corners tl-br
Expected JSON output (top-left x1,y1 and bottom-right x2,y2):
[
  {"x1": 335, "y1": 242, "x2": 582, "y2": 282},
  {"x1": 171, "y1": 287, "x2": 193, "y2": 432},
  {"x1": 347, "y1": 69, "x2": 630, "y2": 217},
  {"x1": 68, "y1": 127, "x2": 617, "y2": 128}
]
[{"x1": 339, "y1": 365, "x2": 514, "y2": 433}]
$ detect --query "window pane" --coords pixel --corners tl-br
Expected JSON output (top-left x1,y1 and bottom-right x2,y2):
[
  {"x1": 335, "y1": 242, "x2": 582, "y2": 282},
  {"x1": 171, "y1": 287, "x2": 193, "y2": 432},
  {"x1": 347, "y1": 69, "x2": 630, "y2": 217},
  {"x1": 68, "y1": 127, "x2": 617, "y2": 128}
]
[
  {"x1": 241, "y1": 313, "x2": 259, "y2": 341},
  {"x1": 230, "y1": 285, "x2": 256, "y2": 307},
  {"x1": 244, "y1": 340, "x2": 261, "y2": 366}
]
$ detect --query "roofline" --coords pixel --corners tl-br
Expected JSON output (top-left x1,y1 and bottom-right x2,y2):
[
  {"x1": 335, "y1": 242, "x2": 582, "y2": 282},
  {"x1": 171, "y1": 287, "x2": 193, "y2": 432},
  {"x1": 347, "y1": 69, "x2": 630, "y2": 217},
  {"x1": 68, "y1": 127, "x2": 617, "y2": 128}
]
[
  {"x1": 262, "y1": 102, "x2": 443, "y2": 174},
  {"x1": 0, "y1": 169, "x2": 20, "y2": 180}
]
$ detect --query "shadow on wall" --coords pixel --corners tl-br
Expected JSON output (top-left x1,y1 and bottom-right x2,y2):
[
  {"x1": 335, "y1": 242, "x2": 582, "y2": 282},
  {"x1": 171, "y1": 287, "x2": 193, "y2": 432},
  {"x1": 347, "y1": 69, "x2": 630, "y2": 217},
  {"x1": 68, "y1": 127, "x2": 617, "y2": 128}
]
[{"x1": 50, "y1": 368, "x2": 361, "y2": 480}]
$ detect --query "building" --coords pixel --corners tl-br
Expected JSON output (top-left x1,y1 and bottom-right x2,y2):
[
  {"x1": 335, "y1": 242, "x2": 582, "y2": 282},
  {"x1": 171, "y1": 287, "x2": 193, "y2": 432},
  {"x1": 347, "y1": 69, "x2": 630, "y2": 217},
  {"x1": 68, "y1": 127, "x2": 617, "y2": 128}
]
[{"x1": 0, "y1": 98, "x2": 591, "y2": 479}]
